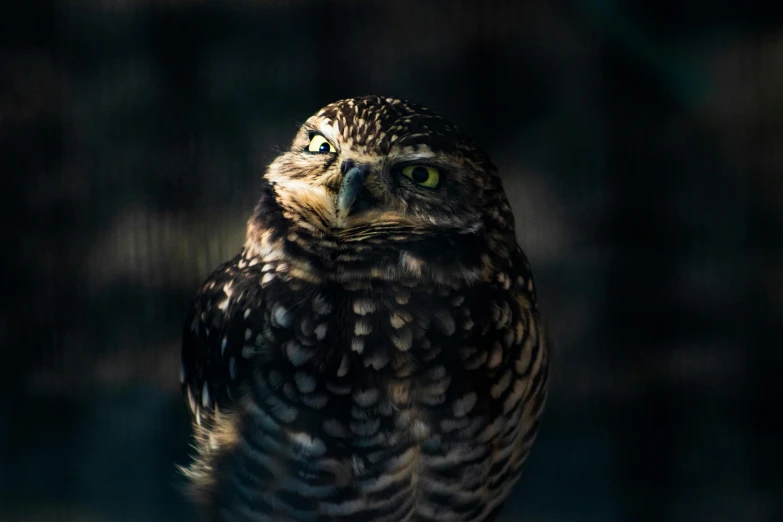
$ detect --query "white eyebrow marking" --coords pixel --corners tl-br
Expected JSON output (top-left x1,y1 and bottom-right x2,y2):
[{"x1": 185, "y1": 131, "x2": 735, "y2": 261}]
[
  {"x1": 395, "y1": 151, "x2": 437, "y2": 162},
  {"x1": 315, "y1": 122, "x2": 342, "y2": 148}
]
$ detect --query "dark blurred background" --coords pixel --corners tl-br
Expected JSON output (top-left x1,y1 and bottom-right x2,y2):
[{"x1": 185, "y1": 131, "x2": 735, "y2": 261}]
[{"x1": 2, "y1": 1, "x2": 782, "y2": 521}]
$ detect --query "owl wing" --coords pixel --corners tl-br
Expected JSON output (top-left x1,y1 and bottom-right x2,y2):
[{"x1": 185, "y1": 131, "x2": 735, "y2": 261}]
[{"x1": 181, "y1": 252, "x2": 262, "y2": 426}]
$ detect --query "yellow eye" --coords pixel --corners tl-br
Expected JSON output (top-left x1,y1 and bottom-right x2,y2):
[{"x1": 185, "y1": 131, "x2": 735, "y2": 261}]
[
  {"x1": 402, "y1": 165, "x2": 440, "y2": 188},
  {"x1": 307, "y1": 134, "x2": 336, "y2": 154}
]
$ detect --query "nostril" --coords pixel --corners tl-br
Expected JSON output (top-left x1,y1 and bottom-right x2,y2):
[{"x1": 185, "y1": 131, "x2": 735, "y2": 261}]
[{"x1": 340, "y1": 159, "x2": 355, "y2": 175}]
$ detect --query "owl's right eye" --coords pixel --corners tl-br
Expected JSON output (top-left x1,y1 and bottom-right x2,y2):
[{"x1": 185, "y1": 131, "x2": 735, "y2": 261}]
[{"x1": 307, "y1": 134, "x2": 336, "y2": 154}]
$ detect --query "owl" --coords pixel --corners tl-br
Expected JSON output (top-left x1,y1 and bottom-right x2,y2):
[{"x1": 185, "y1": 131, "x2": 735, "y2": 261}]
[{"x1": 180, "y1": 95, "x2": 549, "y2": 522}]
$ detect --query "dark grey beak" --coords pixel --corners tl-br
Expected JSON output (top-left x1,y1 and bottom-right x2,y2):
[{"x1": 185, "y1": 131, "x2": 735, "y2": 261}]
[{"x1": 336, "y1": 160, "x2": 371, "y2": 226}]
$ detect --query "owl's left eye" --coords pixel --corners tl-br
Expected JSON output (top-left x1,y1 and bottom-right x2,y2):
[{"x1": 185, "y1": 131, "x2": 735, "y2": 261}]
[
  {"x1": 307, "y1": 134, "x2": 336, "y2": 154},
  {"x1": 402, "y1": 165, "x2": 440, "y2": 189}
]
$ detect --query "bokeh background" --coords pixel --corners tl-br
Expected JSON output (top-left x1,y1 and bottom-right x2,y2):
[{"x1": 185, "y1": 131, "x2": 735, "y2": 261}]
[{"x1": 3, "y1": 1, "x2": 782, "y2": 521}]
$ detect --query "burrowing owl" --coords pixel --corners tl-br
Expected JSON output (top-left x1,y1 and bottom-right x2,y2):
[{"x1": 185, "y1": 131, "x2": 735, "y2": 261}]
[{"x1": 180, "y1": 95, "x2": 549, "y2": 521}]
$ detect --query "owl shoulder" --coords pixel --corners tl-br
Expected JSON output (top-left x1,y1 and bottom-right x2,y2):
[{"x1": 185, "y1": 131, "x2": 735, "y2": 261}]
[{"x1": 181, "y1": 251, "x2": 265, "y2": 421}]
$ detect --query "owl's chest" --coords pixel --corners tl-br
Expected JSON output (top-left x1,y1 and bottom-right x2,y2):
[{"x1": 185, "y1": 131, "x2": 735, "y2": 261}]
[
  {"x1": 254, "y1": 273, "x2": 529, "y2": 418},
  {"x1": 225, "y1": 272, "x2": 542, "y2": 520},
  {"x1": 264, "y1": 278, "x2": 493, "y2": 375}
]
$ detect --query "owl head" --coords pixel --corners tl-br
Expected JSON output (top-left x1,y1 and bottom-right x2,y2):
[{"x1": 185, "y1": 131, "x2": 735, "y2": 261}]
[
  {"x1": 263, "y1": 96, "x2": 513, "y2": 230},
  {"x1": 247, "y1": 96, "x2": 517, "y2": 280}
]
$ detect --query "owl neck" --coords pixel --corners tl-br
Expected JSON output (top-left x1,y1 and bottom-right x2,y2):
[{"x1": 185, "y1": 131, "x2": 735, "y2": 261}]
[{"x1": 243, "y1": 179, "x2": 511, "y2": 285}]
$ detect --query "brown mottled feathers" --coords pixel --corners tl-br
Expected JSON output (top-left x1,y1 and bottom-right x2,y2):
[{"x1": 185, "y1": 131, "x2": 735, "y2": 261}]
[{"x1": 181, "y1": 96, "x2": 548, "y2": 522}]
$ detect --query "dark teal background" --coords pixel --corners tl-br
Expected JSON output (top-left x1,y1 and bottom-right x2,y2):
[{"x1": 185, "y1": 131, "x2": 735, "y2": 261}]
[{"x1": 3, "y1": 1, "x2": 782, "y2": 521}]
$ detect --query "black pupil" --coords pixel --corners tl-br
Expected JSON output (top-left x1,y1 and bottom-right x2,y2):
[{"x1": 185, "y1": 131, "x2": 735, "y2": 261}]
[
  {"x1": 318, "y1": 142, "x2": 331, "y2": 153},
  {"x1": 411, "y1": 166, "x2": 429, "y2": 183}
]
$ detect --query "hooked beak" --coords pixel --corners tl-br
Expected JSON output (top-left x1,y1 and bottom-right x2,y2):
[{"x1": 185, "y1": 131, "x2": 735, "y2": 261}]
[{"x1": 336, "y1": 160, "x2": 375, "y2": 227}]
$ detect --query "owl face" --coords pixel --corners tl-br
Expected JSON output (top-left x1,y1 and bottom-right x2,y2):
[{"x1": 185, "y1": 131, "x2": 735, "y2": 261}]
[{"x1": 264, "y1": 96, "x2": 501, "y2": 233}]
